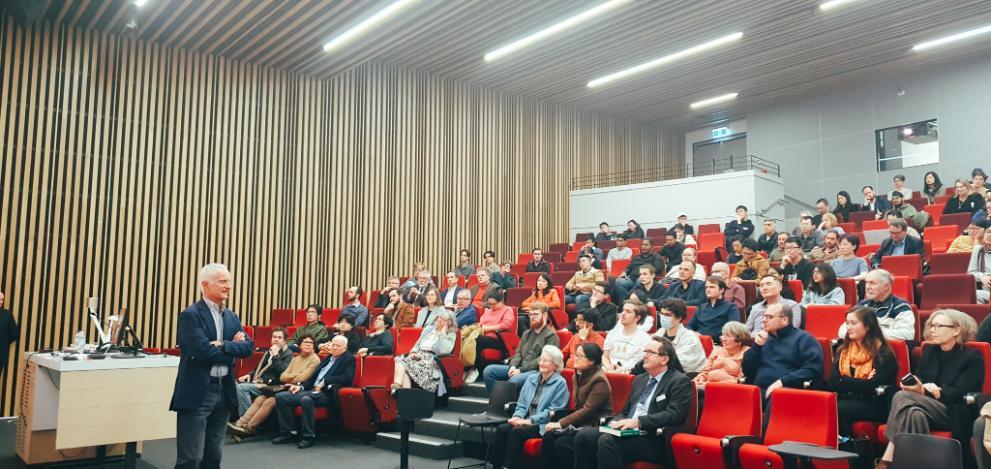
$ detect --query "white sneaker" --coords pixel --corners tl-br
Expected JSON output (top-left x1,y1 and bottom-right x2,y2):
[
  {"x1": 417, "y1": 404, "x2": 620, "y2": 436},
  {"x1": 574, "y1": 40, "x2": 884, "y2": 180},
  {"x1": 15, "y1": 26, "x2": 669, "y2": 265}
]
[{"x1": 464, "y1": 368, "x2": 479, "y2": 384}]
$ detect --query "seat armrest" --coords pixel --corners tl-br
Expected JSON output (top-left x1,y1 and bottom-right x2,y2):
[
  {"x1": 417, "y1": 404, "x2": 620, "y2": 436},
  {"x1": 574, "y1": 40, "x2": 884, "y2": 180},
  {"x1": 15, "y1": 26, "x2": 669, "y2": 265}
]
[
  {"x1": 721, "y1": 435, "x2": 763, "y2": 469},
  {"x1": 964, "y1": 392, "x2": 988, "y2": 406},
  {"x1": 549, "y1": 409, "x2": 574, "y2": 422},
  {"x1": 504, "y1": 401, "x2": 517, "y2": 416}
]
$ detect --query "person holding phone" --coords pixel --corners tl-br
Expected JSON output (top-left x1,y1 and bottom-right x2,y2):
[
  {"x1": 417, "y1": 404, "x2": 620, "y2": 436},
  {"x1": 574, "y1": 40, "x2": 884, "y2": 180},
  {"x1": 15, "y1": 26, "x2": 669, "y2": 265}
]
[{"x1": 876, "y1": 309, "x2": 983, "y2": 469}]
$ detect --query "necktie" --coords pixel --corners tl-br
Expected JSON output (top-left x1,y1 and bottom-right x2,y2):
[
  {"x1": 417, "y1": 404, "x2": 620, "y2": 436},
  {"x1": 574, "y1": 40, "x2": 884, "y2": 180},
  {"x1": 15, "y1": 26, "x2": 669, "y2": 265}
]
[{"x1": 629, "y1": 377, "x2": 658, "y2": 418}]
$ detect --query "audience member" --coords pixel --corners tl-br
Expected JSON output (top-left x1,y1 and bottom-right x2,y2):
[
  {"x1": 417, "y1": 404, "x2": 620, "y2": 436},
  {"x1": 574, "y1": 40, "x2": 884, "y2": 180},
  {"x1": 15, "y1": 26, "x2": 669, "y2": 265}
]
[
  {"x1": 374, "y1": 276, "x2": 400, "y2": 308},
  {"x1": 522, "y1": 272, "x2": 562, "y2": 312},
  {"x1": 414, "y1": 288, "x2": 446, "y2": 328},
  {"x1": 383, "y1": 288, "x2": 416, "y2": 329},
  {"x1": 726, "y1": 237, "x2": 744, "y2": 264},
  {"x1": 623, "y1": 219, "x2": 645, "y2": 239},
  {"x1": 392, "y1": 310, "x2": 457, "y2": 395},
  {"x1": 272, "y1": 335, "x2": 355, "y2": 448},
  {"x1": 565, "y1": 255, "x2": 605, "y2": 311},
  {"x1": 838, "y1": 269, "x2": 914, "y2": 340},
  {"x1": 357, "y1": 314, "x2": 394, "y2": 357},
  {"x1": 661, "y1": 261, "x2": 705, "y2": 306},
  {"x1": 467, "y1": 291, "x2": 516, "y2": 382},
  {"x1": 817, "y1": 213, "x2": 846, "y2": 237},
  {"x1": 400, "y1": 262, "x2": 428, "y2": 292},
  {"x1": 657, "y1": 298, "x2": 706, "y2": 373},
  {"x1": 325, "y1": 316, "x2": 360, "y2": 354},
  {"x1": 470, "y1": 269, "x2": 501, "y2": 309},
  {"x1": 602, "y1": 301, "x2": 652, "y2": 374},
  {"x1": 948, "y1": 220, "x2": 988, "y2": 253},
  {"x1": 800, "y1": 264, "x2": 845, "y2": 306},
  {"x1": 526, "y1": 248, "x2": 552, "y2": 273},
  {"x1": 876, "y1": 309, "x2": 982, "y2": 468},
  {"x1": 975, "y1": 191, "x2": 991, "y2": 225},
  {"x1": 922, "y1": 171, "x2": 943, "y2": 204},
  {"x1": 833, "y1": 191, "x2": 860, "y2": 222},
  {"x1": 605, "y1": 235, "x2": 634, "y2": 272},
  {"x1": 710, "y1": 262, "x2": 746, "y2": 311},
  {"x1": 235, "y1": 327, "x2": 293, "y2": 416},
  {"x1": 542, "y1": 343, "x2": 612, "y2": 469},
  {"x1": 564, "y1": 310, "x2": 605, "y2": 368},
  {"x1": 581, "y1": 238, "x2": 604, "y2": 263},
  {"x1": 888, "y1": 206, "x2": 923, "y2": 238},
  {"x1": 887, "y1": 174, "x2": 914, "y2": 200},
  {"x1": 671, "y1": 224, "x2": 697, "y2": 248},
  {"x1": 613, "y1": 238, "x2": 665, "y2": 300},
  {"x1": 973, "y1": 168, "x2": 990, "y2": 195},
  {"x1": 870, "y1": 218, "x2": 924, "y2": 269},
  {"x1": 454, "y1": 249, "x2": 475, "y2": 278},
  {"x1": 862, "y1": 185, "x2": 891, "y2": 218},
  {"x1": 757, "y1": 219, "x2": 779, "y2": 254},
  {"x1": 809, "y1": 229, "x2": 841, "y2": 262},
  {"x1": 483, "y1": 303, "x2": 560, "y2": 392},
  {"x1": 732, "y1": 238, "x2": 769, "y2": 281},
  {"x1": 887, "y1": 191, "x2": 929, "y2": 229},
  {"x1": 764, "y1": 267, "x2": 796, "y2": 301},
  {"x1": 693, "y1": 321, "x2": 751, "y2": 390},
  {"x1": 746, "y1": 275, "x2": 803, "y2": 333},
  {"x1": 670, "y1": 212, "x2": 695, "y2": 235},
  {"x1": 688, "y1": 276, "x2": 741, "y2": 344},
  {"x1": 574, "y1": 337, "x2": 692, "y2": 469},
  {"x1": 341, "y1": 286, "x2": 368, "y2": 327},
  {"x1": 480, "y1": 250, "x2": 501, "y2": 275},
  {"x1": 595, "y1": 222, "x2": 616, "y2": 242},
  {"x1": 492, "y1": 346, "x2": 569, "y2": 469},
  {"x1": 831, "y1": 234, "x2": 869, "y2": 281},
  {"x1": 659, "y1": 232, "x2": 686, "y2": 271},
  {"x1": 826, "y1": 306, "x2": 898, "y2": 436},
  {"x1": 228, "y1": 334, "x2": 319, "y2": 440},
  {"x1": 287, "y1": 304, "x2": 328, "y2": 350},
  {"x1": 969, "y1": 229, "x2": 991, "y2": 304},
  {"x1": 768, "y1": 231, "x2": 789, "y2": 262},
  {"x1": 724, "y1": 205, "x2": 756, "y2": 249},
  {"x1": 742, "y1": 303, "x2": 823, "y2": 396},
  {"x1": 453, "y1": 290, "x2": 479, "y2": 327},
  {"x1": 945, "y1": 177, "x2": 987, "y2": 215},
  {"x1": 812, "y1": 199, "x2": 830, "y2": 226},
  {"x1": 404, "y1": 270, "x2": 435, "y2": 306},
  {"x1": 779, "y1": 237, "x2": 814, "y2": 289},
  {"x1": 440, "y1": 271, "x2": 464, "y2": 307},
  {"x1": 493, "y1": 262, "x2": 516, "y2": 290},
  {"x1": 582, "y1": 281, "x2": 619, "y2": 333},
  {"x1": 795, "y1": 218, "x2": 824, "y2": 253}
]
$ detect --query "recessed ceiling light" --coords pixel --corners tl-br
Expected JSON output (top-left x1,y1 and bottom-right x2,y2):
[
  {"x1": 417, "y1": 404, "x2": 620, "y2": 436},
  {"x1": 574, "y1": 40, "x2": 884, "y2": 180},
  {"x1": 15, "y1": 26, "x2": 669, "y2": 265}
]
[
  {"x1": 133, "y1": 0, "x2": 149, "y2": 7},
  {"x1": 587, "y1": 32, "x2": 743, "y2": 88},
  {"x1": 912, "y1": 24, "x2": 991, "y2": 52},
  {"x1": 484, "y1": 0, "x2": 631, "y2": 62},
  {"x1": 323, "y1": 0, "x2": 419, "y2": 53},
  {"x1": 690, "y1": 92, "x2": 739, "y2": 109},
  {"x1": 818, "y1": 0, "x2": 862, "y2": 11}
]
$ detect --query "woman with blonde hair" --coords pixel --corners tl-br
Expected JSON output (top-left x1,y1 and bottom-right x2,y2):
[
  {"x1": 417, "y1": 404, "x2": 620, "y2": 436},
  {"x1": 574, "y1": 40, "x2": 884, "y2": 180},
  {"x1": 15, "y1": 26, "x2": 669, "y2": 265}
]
[{"x1": 693, "y1": 321, "x2": 750, "y2": 389}]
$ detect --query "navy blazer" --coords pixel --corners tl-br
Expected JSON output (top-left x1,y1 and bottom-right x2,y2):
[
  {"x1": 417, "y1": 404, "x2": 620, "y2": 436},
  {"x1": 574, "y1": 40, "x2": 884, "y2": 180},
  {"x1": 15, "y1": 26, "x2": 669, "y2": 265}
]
[
  {"x1": 302, "y1": 352, "x2": 356, "y2": 394},
  {"x1": 440, "y1": 286, "x2": 464, "y2": 305},
  {"x1": 170, "y1": 300, "x2": 254, "y2": 412},
  {"x1": 871, "y1": 235, "x2": 925, "y2": 268}
]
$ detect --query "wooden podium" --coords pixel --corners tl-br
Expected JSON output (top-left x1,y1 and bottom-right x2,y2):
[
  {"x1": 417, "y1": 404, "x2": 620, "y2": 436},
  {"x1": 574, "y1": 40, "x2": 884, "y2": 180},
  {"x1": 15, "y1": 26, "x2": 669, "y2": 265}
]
[{"x1": 17, "y1": 353, "x2": 180, "y2": 467}]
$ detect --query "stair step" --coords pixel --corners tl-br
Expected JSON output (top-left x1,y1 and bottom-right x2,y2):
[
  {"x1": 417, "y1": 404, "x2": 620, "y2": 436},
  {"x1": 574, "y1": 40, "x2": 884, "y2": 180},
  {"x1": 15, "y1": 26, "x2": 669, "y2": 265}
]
[
  {"x1": 462, "y1": 383, "x2": 489, "y2": 398},
  {"x1": 415, "y1": 410, "x2": 497, "y2": 443},
  {"x1": 374, "y1": 431, "x2": 466, "y2": 460},
  {"x1": 447, "y1": 396, "x2": 489, "y2": 414}
]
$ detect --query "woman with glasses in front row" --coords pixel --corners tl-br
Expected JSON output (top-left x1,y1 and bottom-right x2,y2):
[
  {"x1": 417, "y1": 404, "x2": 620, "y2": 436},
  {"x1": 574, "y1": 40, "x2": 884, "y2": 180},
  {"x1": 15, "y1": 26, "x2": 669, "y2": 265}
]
[
  {"x1": 875, "y1": 309, "x2": 982, "y2": 469},
  {"x1": 541, "y1": 343, "x2": 612, "y2": 469}
]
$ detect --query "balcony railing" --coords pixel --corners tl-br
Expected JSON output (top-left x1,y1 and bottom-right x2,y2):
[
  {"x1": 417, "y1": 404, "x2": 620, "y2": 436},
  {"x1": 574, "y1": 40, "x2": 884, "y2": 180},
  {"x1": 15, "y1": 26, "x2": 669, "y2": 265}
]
[{"x1": 571, "y1": 154, "x2": 781, "y2": 190}]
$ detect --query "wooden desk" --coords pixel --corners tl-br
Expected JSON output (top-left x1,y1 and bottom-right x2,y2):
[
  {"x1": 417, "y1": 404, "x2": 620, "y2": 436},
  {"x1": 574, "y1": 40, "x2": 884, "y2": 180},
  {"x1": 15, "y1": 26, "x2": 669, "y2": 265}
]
[{"x1": 17, "y1": 353, "x2": 180, "y2": 467}]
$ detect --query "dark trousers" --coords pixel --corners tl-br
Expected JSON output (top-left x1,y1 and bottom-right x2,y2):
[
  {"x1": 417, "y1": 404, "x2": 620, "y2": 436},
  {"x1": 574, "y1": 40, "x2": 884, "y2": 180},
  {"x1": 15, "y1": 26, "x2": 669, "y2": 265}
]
[
  {"x1": 474, "y1": 335, "x2": 506, "y2": 373},
  {"x1": 491, "y1": 423, "x2": 540, "y2": 469},
  {"x1": 275, "y1": 389, "x2": 335, "y2": 438},
  {"x1": 574, "y1": 426, "x2": 665, "y2": 469},
  {"x1": 838, "y1": 397, "x2": 885, "y2": 437},
  {"x1": 175, "y1": 381, "x2": 227, "y2": 469},
  {"x1": 541, "y1": 429, "x2": 578, "y2": 469},
  {"x1": 974, "y1": 416, "x2": 991, "y2": 469}
]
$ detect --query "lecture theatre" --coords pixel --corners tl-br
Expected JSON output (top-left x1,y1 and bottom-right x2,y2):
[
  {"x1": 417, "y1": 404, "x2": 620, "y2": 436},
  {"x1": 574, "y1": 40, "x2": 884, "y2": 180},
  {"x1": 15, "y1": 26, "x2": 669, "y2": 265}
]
[{"x1": 3, "y1": 1, "x2": 991, "y2": 468}]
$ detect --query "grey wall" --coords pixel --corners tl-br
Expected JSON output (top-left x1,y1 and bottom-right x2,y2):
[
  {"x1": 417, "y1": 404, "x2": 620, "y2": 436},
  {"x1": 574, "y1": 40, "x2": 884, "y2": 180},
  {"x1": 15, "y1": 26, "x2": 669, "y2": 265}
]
[{"x1": 748, "y1": 54, "x2": 991, "y2": 218}]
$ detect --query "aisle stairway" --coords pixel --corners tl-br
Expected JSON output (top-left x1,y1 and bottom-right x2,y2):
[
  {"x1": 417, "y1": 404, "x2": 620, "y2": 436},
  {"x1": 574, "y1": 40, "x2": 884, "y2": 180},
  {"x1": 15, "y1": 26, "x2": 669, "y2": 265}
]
[{"x1": 373, "y1": 383, "x2": 493, "y2": 463}]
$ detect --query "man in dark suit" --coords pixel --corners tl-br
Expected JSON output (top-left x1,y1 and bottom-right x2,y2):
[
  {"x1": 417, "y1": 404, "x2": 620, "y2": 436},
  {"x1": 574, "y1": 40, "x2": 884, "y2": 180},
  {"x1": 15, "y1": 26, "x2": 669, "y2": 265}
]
[
  {"x1": 272, "y1": 335, "x2": 356, "y2": 448},
  {"x1": 0, "y1": 291, "x2": 19, "y2": 378},
  {"x1": 862, "y1": 185, "x2": 891, "y2": 218},
  {"x1": 574, "y1": 336, "x2": 692, "y2": 468},
  {"x1": 871, "y1": 218, "x2": 925, "y2": 268},
  {"x1": 170, "y1": 264, "x2": 254, "y2": 469}
]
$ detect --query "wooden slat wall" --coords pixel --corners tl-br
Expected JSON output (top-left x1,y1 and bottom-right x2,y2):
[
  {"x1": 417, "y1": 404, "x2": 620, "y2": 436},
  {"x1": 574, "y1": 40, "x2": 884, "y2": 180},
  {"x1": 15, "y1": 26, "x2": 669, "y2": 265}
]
[{"x1": 0, "y1": 17, "x2": 666, "y2": 416}]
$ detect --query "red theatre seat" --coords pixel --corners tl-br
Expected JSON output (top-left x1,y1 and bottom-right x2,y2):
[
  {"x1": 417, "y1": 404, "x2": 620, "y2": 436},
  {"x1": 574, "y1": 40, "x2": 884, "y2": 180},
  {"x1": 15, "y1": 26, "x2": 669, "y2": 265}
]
[
  {"x1": 395, "y1": 327, "x2": 423, "y2": 356},
  {"x1": 928, "y1": 252, "x2": 972, "y2": 275},
  {"x1": 253, "y1": 326, "x2": 273, "y2": 348},
  {"x1": 919, "y1": 274, "x2": 977, "y2": 309},
  {"x1": 270, "y1": 308, "x2": 294, "y2": 327},
  {"x1": 298, "y1": 356, "x2": 364, "y2": 423},
  {"x1": 339, "y1": 356, "x2": 397, "y2": 435},
  {"x1": 697, "y1": 232, "x2": 725, "y2": 252},
  {"x1": 672, "y1": 383, "x2": 762, "y2": 469},
  {"x1": 847, "y1": 211, "x2": 875, "y2": 230},
  {"x1": 936, "y1": 304, "x2": 991, "y2": 325},
  {"x1": 439, "y1": 332, "x2": 465, "y2": 390},
  {"x1": 804, "y1": 305, "x2": 848, "y2": 340},
  {"x1": 235, "y1": 352, "x2": 264, "y2": 378},
  {"x1": 698, "y1": 224, "x2": 721, "y2": 235},
  {"x1": 625, "y1": 381, "x2": 698, "y2": 469},
  {"x1": 522, "y1": 272, "x2": 542, "y2": 288},
  {"x1": 736, "y1": 389, "x2": 839, "y2": 469},
  {"x1": 923, "y1": 225, "x2": 958, "y2": 254},
  {"x1": 881, "y1": 255, "x2": 923, "y2": 281},
  {"x1": 504, "y1": 287, "x2": 531, "y2": 308},
  {"x1": 575, "y1": 232, "x2": 593, "y2": 242},
  {"x1": 480, "y1": 312, "x2": 519, "y2": 363},
  {"x1": 939, "y1": 212, "x2": 973, "y2": 233},
  {"x1": 606, "y1": 372, "x2": 635, "y2": 414},
  {"x1": 549, "y1": 243, "x2": 570, "y2": 255},
  {"x1": 862, "y1": 220, "x2": 888, "y2": 231},
  {"x1": 609, "y1": 259, "x2": 632, "y2": 277},
  {"x1": 837, "y1": 277, "x2": 858, "y2": 306},
  {"x1": 517, "y1": 253, "x2": 534, "y2": 265}
]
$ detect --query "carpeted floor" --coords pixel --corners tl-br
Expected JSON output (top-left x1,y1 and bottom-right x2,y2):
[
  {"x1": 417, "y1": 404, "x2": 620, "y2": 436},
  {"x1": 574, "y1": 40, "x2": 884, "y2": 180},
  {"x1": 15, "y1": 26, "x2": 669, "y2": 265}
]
[{"x1": 0, "y1": 419, "x2": 471, "y2": 468}]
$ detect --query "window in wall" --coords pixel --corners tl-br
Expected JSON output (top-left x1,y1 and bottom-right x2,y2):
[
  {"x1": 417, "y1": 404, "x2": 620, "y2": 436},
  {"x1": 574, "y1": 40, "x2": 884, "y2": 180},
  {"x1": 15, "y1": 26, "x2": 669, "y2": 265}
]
[{"x1": 875, "y1": 119, "x2": 938, "y2": 171}]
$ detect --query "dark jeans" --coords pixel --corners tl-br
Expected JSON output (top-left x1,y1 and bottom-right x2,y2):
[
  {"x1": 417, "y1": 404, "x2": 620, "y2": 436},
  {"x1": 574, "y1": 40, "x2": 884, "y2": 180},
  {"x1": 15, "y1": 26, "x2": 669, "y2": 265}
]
[
  {"x1": 541, "y1": 429, "x2": 579, "y2": 469},
  {"x1": 491, "y1": 423, "x2": 540, "y2": 469},
  {"x1": 175, "y1": 381, "x2": 227, "y2": 469},
  {"x1": 275, "y1": 389, "x2": 335, "y2": 438},
  {"x1": 574, "y1": 425, "x2": 665, "y2": 469},
  {"x1": 838, "y1": 397, "x2": 885, "y2": 436}
]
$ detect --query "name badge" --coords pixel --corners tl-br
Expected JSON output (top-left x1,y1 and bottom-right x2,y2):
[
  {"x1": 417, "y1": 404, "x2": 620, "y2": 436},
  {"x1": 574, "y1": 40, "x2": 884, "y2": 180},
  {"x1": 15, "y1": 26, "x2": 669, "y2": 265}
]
[{"x1": 655, "y1": 393, "x2": 666, "y2": 403}]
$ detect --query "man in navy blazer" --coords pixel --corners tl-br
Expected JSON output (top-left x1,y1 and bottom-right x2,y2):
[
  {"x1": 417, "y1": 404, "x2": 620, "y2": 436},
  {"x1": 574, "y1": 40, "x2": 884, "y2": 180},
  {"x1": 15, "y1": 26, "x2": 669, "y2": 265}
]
[
  {"x1": 171, "y1": 263, "x2": 254, "y2": 469},
  {"x1": 871, "y1": 218, "x2": 925, "y2": 269},
  {"x1": 272, "y1": 335, "x2": 356, "y2": 448}
]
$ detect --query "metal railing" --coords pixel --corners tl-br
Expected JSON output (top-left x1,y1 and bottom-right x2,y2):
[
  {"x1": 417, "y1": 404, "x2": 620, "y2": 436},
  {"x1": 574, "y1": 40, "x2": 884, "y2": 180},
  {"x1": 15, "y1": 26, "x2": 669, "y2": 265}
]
[{"x1": 571, "y1": 154, "x2": 781, "y2": 190}]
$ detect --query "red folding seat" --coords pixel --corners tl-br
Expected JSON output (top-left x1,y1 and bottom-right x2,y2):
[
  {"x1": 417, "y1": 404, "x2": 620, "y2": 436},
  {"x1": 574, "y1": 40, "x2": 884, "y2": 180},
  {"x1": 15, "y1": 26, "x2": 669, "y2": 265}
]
[
  {"x1": 848, "y1": 211, "x2": 876, "y2": 230},
  {"x1": 923, "y1": 204, "x2": 945, "y2": 225},
  {"x1": 646, "y1": 227, "x2": 667, "y2": 238},
  {"x1": 339, "y1": 356, "x2": 398, "y2": 436},
  {"x1": 697, "y1": 232, "x2": 725, "y2": 252},
  {"x1": 297, "y1": 356, "x2": 363, "y2": 423},
  {"x1": 509, "y1": 264, "x2": 527, "y2": 276},
  {"x1": 520, "y1": 368, "x2": 579, "y2": 465},
  {"x1": 367, "y1": 291, "x2": 382, "y2": 308},
  {"x1": 609, "y1": 259, "x2": 632, "y2": 277},
  {"x1": 517, "y1": 253, "x2": 534, "y2": 265},
  {"x1": 816, "y1": 338, "x2": 834, "y2": 382},
  {"x1": 480, "y1": 312, "x2": 519, "y2": 363},
  {"x1": 626, "y1": 239, "x2": 642, "y2": 250},
  {"x1": 270, "y1": 308, "x2": 295, "y2": 327},
  {"x1": 939, "y1": 212, "x2": 972, "y2": 233},
  {"x1": 787, "y1": 280, "x2": 804, "y2": 303},
  {"x1": 738, "y1": 280, "x2": 758, "y2": 311},
  {"x1": 322, "y1": 308, "x2": 342, "y2": 325},
  {"x1": 934, "y1": 194, "x2": 952, "y2": 204},
  {"x1": 698, "y1": 333, "x2": 713, "y2": 357},
  {"x1": 919, "y1": 274, "x2": 977, "y2": 309},
  {"x1": 544, "y1": 253, "x2": 562, "y2": 264},
  {"x1": 242, "y1": 325, "x2": 254, "y2": 338},
  {"x1": 625, "y1": 381, "x2": 699, "y2": 469},
  {"x1": 736, "y1": 389, "x2": 839, "y2": 469},
  {"x1": 235, "y1": 352, "x2": 265, "y2": 378},
  {"x1": 805, "y1": 305, "x2": 848, "y2": 340},
  {"x1": 606, "y1": 372, "x2": 635, "y2": 413},
  {"x1": 862, "y1": 219, "x2": 888, "y2": 231},
  {"x1": 572, "y1": 241, "x2": 585, "y2": 252},
  {"x1": 556, "y1": 329, "x2": 573, "y2": 362},
  {"x1": 837, "y1": 278, "x2": 858, "y2": 306},
  {"x1": 395, "y1": 327, "x2": 422, "y2": 355},
  {"x1": 936, "y1": 304, "x2": 991, "y2": 325},
  {"x1": 698, "y1": 224, "x2": 721, "y2": 234},
  {"x1": 549, "y1": 243, "x2": 570, "y2": 255},
  {"x1": 575, "y1": 232, "x2": 594, "y2": 242},
  {"x1": 906, "y1": 197, "x2": 926, "y2": 211},
  {"x1": 923, "y1": 225, "x2": 959, "y2": 254},
  {"x1": 891, "y1": 276, "x2": 914, "y2": 305},
  {"x1": 837, "y1": 222, "x2": 856, "y2": 233},
  {"x1": 685, "y1": 306, "x2": 697, "y2": 324},
  {"x1": 672, "y1": 383, "x2": 762, "y2": 469},
  {"x1": 852, "y1": 339, "x2": 911, "y2": 447},
  {"x1": 253, "y1": 326, "x2": 273, "y2": 348},
  {"x1": 882, "y1": 255, "x2": 923, "y2": 281},
  {"x1": 696, "y1": 250, "x2": 717, "y2": 272},
  {"x1": 504, "y1": 287, "x2": 531, "y2": 308},
  {"x1": 550, "y1": 271, "x2": 574, "y2": 287},
  {"x1": 929, "y1": 252, "x2": 972, "y2": 275},
  {"x1": 466, "y1": 274, "x2": 479, "y2": 288},
  {"x1": 439, "y1": 332, "x2": 465, "y2": 390},
  {"x1": 293, "y1": 309, "x2": 308, "y2": 327},
  {"x1": 600, "y1": 240, "x2": 617, "y2": 251},
  {"x1": 341, "y1": 290, "x2": 368, "y2": 306}
]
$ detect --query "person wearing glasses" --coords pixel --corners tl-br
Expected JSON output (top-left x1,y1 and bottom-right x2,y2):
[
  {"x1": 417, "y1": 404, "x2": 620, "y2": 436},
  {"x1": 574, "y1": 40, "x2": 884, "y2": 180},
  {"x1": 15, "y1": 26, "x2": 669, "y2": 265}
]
[
  {"x1": 481, "y1": 303, "x2": 559, "y2": 392},
  {"x1": 838, "y1": 269, "x2": 914, "y2": 341},
  {"x1": 693, "y1": 321, "x2": 751, "y2": 390},
  {"x1": 541, "y1": 343, "x2": 612, "y2": 469},
  {"x1": 876, "y1": 309, "x2": 982, "y2": 469},
  {"x1": 742, "y1": 303, "x2": 823, "y2": 398}
]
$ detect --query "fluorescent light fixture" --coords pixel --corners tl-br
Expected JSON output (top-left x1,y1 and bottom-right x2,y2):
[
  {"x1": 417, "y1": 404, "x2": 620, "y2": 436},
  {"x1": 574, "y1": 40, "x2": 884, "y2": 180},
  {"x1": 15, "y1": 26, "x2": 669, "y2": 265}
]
[
  {"x1": 133, "y1": 0, "x2": 149, "y2": 7},
  {"x1": 912, "y1": 24, "x2": 991, "y2": 52},
  {"x1": 690, "y1": 92, "x2": 739, "y2": 109},
  {"x1": 484, "y1": 0, "x2": 631, "y2": 62},
  {"x1": 818, "y1": 0, "x2": 861, "y2": 11},
  {"x1": 323, "y1": 0, "x2": 418, "y2": 52},
  {"x1": 587, "y1": 32, "x2": 743, "y2": 88}
]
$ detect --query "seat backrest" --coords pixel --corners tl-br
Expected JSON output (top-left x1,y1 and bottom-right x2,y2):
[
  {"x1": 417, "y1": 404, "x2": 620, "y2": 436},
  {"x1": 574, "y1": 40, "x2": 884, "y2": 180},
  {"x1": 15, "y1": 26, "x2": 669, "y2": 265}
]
[
  {"x1": 575, "y1": 232, "x2": 593, "y2": 242},
  {"x1": 965, "y1": 342, "x2": 991, "y2": 394},
  {"x1": 698, "y1": 333, "x2": 713, "y2": 357},
  {"x1": 891, "y1": 276, "x2": 914, "y2": 305},
  {"x1": 609, "y1": 259, "x2": 632, "y2": 277},
  {"x1": 939, "y1": 212, "x2": 972, "y2": 234},
  {"x1": 517, "y1": 253, "x2": 534, "y2": 265},
  {"x1": 323, "y1": 308, "x2": 342, "y2": 325},
  {"x1": 522, "y1": 272, "x2": 541, "y2": 288},
  {"x1": 837, "y1": 278, "x2": 858, "y2": 306},
  {"x1": 862, "y1": 219, "x2": 888, "y2": 231},
  {"x1": 360, "y1": 355, "x2": 394, "y2": 387},
  {"x1": 805, "y1": 305, "x2": 848, "y2": 339},
  {"x1": 923, "y1": 204, "x2": 945, "y2": 225},
  {"x1": 698, "y1": 224, "x2": 721, "y2": 235},
  {"x1": 696, "y1": 383, "x2": 762, "y2": 439},
  {"x1": 551, "y1": 271, "x2": 574, "y2": 286},
  {"x1": 887, "y1": 339, "x2": 911, "y2": 378},
  {"x1": 253, "y1": 326, "x2": 273, "y2": 348},
  {"x1": 816, "y1": 337, "x2": 834, "y2": 381},
  {"x1": 881, "y1": 254, "x2": 923, "y2": 281},
  {"x1": 271, "y1": 308, "x2": 295, "y2": 327},
  {"x1": 923, "y1": 225, "x2": 958, "y2": 253},
  {"x1": 646, "y1": 227, "x2": 667, "y2": 238},
  {"x1": 559, "y1": 368, "x2": 577, "y2": 409},
  {"x1": 505, "y1": 287, "x2": 531, "y2": 307},
  {"x1": 920, "y1": 274, "x2": 977, "y2": 309},
  {"x1": 697, "y1": 232, "x2": 725, "y2": 252},
  {"x1": 929, "y1": 252, "x2": 972, "y2": 275},
  {"x1": 737, "y1": 280, "x2": 758, "y2": 310},
  {"x1": 605, "y1": 372, "x2": 635, "y2": 414},
  {"x1": 396, "y1": 327, "x2": 423, "y2": 355},
  {"x1": 235, "y1": 352, "x2": 265, "y2": 378},
  {"x1": 549, "y1": 243, "x2": 570, "y2": 255},
  {"x1": 848, "y1": 211, "x2": 875, "y2": 229},
  {"x1": 763, "y1": 389, "x2": 838, "y2": 448},
  {"x1": 891, "y1": 434, "x2": 962, "y2": 469},
  {"x1": 937, "y1": 304, "x2": 991, "y2": 326},
  {"x1": 486, "y1": 381, "x2": 520, "y2": 417},
  {"x1": 787, "y1": 280, "x2": 804, "y2": 303}
]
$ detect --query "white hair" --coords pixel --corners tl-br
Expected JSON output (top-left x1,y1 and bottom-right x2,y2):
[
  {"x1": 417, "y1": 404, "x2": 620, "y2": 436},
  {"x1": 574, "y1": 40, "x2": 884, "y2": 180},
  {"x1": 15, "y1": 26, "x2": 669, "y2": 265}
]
[
  {"x1": 541, "y1": 345, "x2": 565, "y2": 371},
  {"x1": 198, "y1": 263, "x2": 230, "y2": 293},
  {"x1": 332, "y1": 334, "x2": 348, "y2": 346},
  {"x1": 866, "y1": 268, "x2": 893, "y2": 288}
]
